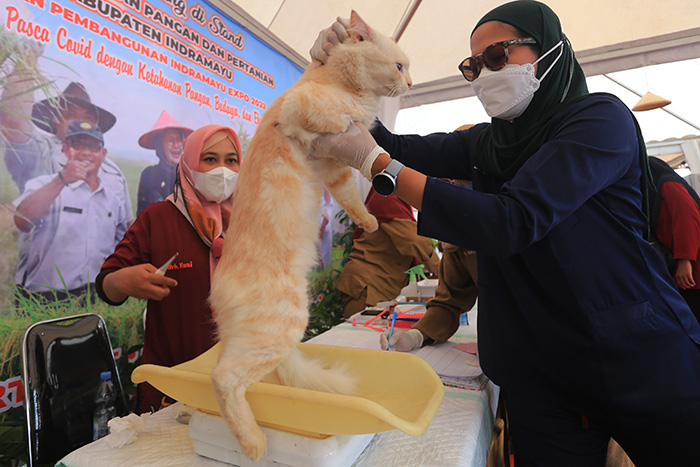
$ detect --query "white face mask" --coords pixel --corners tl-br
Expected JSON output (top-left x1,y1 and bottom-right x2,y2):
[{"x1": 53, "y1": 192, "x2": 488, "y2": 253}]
[
  {"x1": 186, "y1": 165, "x2": 239, "y2": 203},
  {"x1": 471, "y1": 39, "x2": 564, "y2": 121}
]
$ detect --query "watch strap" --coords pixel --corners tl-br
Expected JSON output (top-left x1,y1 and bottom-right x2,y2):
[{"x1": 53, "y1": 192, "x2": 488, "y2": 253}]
[
  {"x1": 383, "y1": 159, "x2": 405, "y2": 178},
  {"x1": 372, "y1": 159, "x2": 405, "y2": 196}
]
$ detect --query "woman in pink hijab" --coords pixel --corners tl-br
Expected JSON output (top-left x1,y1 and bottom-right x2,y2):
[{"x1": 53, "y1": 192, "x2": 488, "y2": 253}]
[{"x1": 97, "y1": 124, "x2": 241, "y2": 413}]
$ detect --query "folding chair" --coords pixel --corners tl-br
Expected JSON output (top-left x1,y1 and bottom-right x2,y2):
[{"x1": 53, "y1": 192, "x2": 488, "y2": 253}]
[{"x1": 21, "y1": 313, "x2": 128, "y2": 466}]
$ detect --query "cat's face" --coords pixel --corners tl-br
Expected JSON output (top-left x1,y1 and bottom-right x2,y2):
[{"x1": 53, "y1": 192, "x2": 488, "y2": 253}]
[
  {"x1": 330, "y1": 11, "x2": 412, "y2": 99},
  {"x1": 365, "y1": 34, "x2": 412, "y2": 98}
]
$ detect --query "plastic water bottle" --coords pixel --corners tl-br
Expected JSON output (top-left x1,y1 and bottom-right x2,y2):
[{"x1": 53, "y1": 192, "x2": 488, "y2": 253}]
[{"x1": 92, "y1": 371, "x2": 117, "y2": 440}]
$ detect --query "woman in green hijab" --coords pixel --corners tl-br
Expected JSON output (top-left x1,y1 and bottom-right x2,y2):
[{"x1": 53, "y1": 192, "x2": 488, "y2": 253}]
[{"x1": 312, "y1": 1, "x2": 700, "y2": 465}]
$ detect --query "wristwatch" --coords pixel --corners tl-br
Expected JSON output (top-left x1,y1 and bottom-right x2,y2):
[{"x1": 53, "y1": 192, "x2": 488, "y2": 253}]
[{"x1": 372, "y1": 159, "x2": 404, "y2": 196}]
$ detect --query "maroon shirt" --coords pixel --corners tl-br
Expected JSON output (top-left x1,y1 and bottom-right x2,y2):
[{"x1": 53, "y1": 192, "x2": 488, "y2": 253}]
[
  {"x1": 656, "y1": 180, "x2": 700, "y2": 290},
  {"x1": 97, "y1": 201, "x2": 218, "y2": 412}
]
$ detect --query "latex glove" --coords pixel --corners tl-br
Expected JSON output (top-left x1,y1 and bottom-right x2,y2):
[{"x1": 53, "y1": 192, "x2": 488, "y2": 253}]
[
  {"x1": 380, "y1": 328, "x2": 424, "y2": 352},
  {"x1": 313, "y1": 122, "x2": 386, "y2": 180},
  {"x1": 309, "y1": 17, "x2": 351, "y2": 63}
]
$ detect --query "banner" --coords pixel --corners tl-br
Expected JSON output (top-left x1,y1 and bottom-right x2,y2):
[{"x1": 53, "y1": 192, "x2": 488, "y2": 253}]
[
  {"x1": 2, "y1": 0, "x2": 302, "y2": 150},
  {"x1": 0, "y1": 0, "x2": 304, "y2": 306},
  {"x1": 0, "y1": 1, "x2": 304, "y2": 457}
]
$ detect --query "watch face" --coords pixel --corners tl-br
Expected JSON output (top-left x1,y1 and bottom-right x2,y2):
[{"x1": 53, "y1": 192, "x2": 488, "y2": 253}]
[{"x1": 373, "y1": 173, "x2": 395, "y2": 196}]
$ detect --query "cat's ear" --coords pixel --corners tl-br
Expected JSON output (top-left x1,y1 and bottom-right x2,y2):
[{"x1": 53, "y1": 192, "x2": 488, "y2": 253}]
[{"x1": 350, "y1": 10, "x2": 375, "y2": 42}]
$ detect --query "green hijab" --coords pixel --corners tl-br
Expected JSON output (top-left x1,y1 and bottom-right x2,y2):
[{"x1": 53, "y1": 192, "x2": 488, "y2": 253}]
[{"x1": 472, "y1": 0, "x2": 589, "y2": 180}]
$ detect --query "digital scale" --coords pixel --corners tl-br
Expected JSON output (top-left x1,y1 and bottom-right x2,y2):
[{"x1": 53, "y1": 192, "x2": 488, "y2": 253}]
[
  {"x1": 189, "y1": 410, "x2": 375, "y2": 467},
  {"x1": 132, "y1": 342, "x2": 444, "y2": 467}
]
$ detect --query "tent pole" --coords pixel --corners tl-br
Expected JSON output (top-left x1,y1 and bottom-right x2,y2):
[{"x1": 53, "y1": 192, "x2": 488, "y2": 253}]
[{"x1": 393, "y1": 0, "x2": 423, "y2": 42}]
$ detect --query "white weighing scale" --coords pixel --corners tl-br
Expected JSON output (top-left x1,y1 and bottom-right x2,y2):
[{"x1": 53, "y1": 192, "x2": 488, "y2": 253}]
[
  {"x1": 189, "y1": 410, "x2": 374, "y2": 467},
  {"x1": 132, "y1": 343, "x2": 444, "y2": 467}
]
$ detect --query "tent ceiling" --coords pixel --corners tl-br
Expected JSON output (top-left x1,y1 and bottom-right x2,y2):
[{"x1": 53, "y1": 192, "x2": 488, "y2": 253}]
[{"x1": 212, "y1": 0, "x2": 700, "y2": 108}]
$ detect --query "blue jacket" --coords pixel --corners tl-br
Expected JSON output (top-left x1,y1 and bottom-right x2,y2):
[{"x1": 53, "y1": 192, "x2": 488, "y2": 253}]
[{"x1": 373, "y1": 94, "x2": 700, "y2": 418}]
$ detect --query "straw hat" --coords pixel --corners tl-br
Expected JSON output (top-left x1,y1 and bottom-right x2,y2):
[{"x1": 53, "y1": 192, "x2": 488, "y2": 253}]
[
  {"x1": 32, "y1": 82, "x2": 116, "y2": 134},
  {"x1": 138, "y1": 110, "x2": 193, "y2": 149}
]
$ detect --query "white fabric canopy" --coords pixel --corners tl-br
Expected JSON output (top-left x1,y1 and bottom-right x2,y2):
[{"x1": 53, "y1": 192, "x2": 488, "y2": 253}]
[{"x1": 209, "y1": 0, "x2": 700, "y2": 108}]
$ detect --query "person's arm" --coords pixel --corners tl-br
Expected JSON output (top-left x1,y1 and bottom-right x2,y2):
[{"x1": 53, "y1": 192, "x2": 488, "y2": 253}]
[
  {"x1": 675, "y1": 259, "x2": 695, "y2": 289},
  {"x1": 370, "y1": 152, "x2": 427, "y2": 211},
  {"x1": 380, "y1": 218, "x2": 438, "y2": 270},
  {"x1": 370, "y1": 120, "x2": 479, "y2": 180},
  {"x1": 661, "y1": 181, "x2": 700, "y2": 289},
  {"x1": 321, "y1": 96, "x2": 640, "y2": 256},
  {"x1": 413, "y1": 308, "x2": 460, "y2": 346},
  {"x1": 417, "y1": 96, "x2": 641, "y2": 255},
  {"x1": 14, "y1": 159, "x2": 95, "y2": 231},
  {"x1": 96, "y1": 210, "x2": 177, "y2": 304},
  {"x1": 314, "y1": 123, "x2": 475, "y2": 212},
  {"x1": 14, "y1": 174, "x2": 64, "y2": 232},
  {"x1": 101, "y1": 263, "x2": 177, "y2": 302}
]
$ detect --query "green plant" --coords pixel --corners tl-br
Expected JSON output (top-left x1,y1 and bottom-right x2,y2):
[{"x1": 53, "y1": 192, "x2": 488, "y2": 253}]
[
  {"x1": 304, "y1": 209, "x2": 358, "y2": 339},
  {"x1": 332, "y1": 209, "x2": 356, "y2": 267},
  {"x1": 0, "y1": 28, "x2": 67, "y2": 147},
  {"x1": 304, "y1": 267, "x2": 344, "y2": 341}
]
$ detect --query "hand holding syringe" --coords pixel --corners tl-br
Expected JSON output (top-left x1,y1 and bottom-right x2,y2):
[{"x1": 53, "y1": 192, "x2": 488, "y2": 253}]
[
  {"x1": 155, "y1": 252, "x2": 179, "y2": 275},
  {"x1": 101, "y1": 253, "x2": 179, "y2": 302}
]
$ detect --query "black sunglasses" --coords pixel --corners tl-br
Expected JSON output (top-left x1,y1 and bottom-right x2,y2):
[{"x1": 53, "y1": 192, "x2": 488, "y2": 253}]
[{"x1": 458, "y1": 37, "x2": 537, "y2": 82}]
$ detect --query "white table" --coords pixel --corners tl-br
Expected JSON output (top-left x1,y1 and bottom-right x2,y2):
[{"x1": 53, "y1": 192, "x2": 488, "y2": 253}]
[
  {"x1": 59, "y1": 309, "x2": 499, "y2": 467},
  {"x1": 308, "y1": 309, "x2": 499, "y2": 467}
]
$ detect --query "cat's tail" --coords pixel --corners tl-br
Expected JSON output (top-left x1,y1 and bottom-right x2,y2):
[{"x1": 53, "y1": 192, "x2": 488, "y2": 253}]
[{"x1": 273, "y1": 347, "x2": 357, "y2": 396}]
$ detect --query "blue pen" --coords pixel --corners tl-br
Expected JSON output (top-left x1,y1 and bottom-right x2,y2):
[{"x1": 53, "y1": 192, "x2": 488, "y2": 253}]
[{"x1": 386, "y1": 310, "x2": 398, "y2": 351}]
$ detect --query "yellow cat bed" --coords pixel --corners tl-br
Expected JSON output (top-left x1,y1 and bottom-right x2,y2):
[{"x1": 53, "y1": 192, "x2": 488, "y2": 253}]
[{"x1": 131, "y1": 342, "x2": 444, "y2": 438}]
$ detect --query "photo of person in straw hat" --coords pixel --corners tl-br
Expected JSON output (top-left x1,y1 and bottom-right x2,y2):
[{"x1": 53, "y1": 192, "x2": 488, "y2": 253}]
[
  {"x1": 0, "y1": 63, "x2": 116, "y2": 192},
  {"x1": 136, "y1": 110, "x2": 193, "y2": 215}
]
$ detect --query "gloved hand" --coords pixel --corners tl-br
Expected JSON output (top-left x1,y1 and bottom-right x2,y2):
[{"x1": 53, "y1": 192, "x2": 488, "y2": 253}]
[
  {"x1": 313, "y1": 122, "x2": 386, "y2": 180},
  {"x1": 309, "y1": 17, "x2": 351, "y2": 64},
  {"x1": 380, "y1": 328, "x2": 424, "y2": 352}
]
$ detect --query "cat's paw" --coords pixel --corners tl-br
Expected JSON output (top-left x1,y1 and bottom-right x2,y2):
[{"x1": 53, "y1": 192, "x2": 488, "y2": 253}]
[
  {"x1": 240, "y1": 428, "x2": 267, "y2": 462},
  {"x1": 359, "y1": 215, "x2": 378, "y2": 233}
]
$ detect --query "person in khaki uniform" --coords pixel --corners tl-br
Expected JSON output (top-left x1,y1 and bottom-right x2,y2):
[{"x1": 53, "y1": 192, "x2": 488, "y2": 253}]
[
  {"x1": 413, "y1": 172, "x2": 479, "y2": 347},
  {"x1": 336, "y1": 187, "x2": 439, "y2": 319},
  {"x1": 415, "y1": 242, "x2": 478, "y2": 344},
  {"x1": 381, "y1": 174, "x2": 479, "y2": 351},
  {"x1": 379, "y1": 240, "x2": 478, "y2": 350}
]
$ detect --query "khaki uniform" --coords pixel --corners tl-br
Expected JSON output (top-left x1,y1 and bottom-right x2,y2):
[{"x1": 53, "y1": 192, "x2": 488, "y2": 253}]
[
  {"x1": 415, "y1": 244, "x2": 478, "y2": 344},
  {"x1": 336, "y1": 218, "x2": 439, "y2": 318}
]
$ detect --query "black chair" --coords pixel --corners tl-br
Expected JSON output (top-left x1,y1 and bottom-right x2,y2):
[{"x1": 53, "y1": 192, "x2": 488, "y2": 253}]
[{"x1": 21, "y1": 313, "x2": 129, "y2": 466}]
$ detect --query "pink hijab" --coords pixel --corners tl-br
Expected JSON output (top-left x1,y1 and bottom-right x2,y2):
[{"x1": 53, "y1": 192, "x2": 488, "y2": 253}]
[{"x1": 167, "y1": 124, "x2": 241, "y2": 279}]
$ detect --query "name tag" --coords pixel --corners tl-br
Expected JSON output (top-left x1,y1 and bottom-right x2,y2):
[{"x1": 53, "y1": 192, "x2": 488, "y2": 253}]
[{"x1": 63, "y1": 206, "x2": 83, "y2": 214}]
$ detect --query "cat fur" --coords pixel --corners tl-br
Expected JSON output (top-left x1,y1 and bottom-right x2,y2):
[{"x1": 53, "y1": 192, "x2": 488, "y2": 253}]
[{"x1": 209, "y1": 11, "x2": 412, "y2": 462}]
